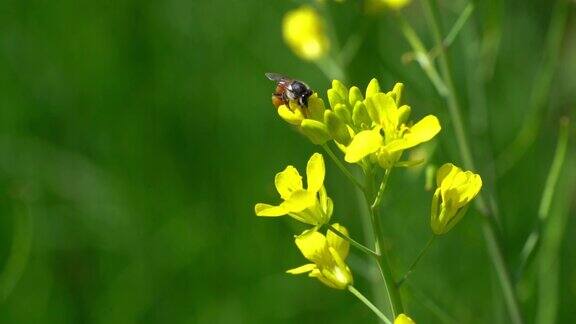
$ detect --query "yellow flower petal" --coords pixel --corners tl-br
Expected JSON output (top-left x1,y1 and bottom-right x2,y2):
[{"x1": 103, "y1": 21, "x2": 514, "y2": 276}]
[
  {"x1": 254, "y1": 203, "x2": 288, "y2": 217},
  {"x1": 275, "y1": 165, "x2": 303, "y2": 200},
  {"x1": 365, "y1": 93, "x2": 399, "y2": 132},
  {"x1": 295, "y1": 230, "x2": 327, "y2": 263},
  {"x1": 405, "y1": 115, "x2": 441, "y2": 144},
  {"x1": 282, "y1": 189, "x2": 316, "y2": 213},
  {"x1": 287, "y1": 263, "x2": 317, "y2": 274},
  {"x1": 344, "y1": 128, "x2": 383, "y2": 163},
  {"x1": 306, "y1": 153, "x2": 325, "y2": 193},
  {"x1": 385, "y1": 115, "x2": 441, "y2": 153},
  {"x1": 327, "y1": 223, "x2": 350, "y2": 260},
  {"x1": 319, "y1": 186, "x2": 333, "y2": 220},
  {"x1": 436, "y1": 163, "x2": 457, "y2": 187},
  {"x1": 277, "y1": 104, "x2": 304, "y2": 125}
]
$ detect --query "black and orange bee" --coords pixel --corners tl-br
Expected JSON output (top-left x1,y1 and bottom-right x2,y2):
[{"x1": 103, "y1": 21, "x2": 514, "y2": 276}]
[{"x1": 265, "y1": 73, "x2": 313, "y2": 108}]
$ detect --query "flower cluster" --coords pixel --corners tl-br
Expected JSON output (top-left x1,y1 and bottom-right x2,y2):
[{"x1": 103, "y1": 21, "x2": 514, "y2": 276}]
[{"x1": 277, "y1": 78, "x2": 441, "y2": 170}]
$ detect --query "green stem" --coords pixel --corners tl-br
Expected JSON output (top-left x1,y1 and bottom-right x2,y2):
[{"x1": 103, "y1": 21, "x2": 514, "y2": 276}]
[
  {"x1": 371, "y1": 168, "x2": 391, "y2": 210},
  {"x1": 365, "y1": 168, "x2": 404, "y2": 317},
  {"x1": 481, "y1": 218, "x2": 523, "y2": 324},
  {"x1": 322, "y1": 143, "x2": 365, "y2": 192},
  {"x1": 396, "y1": 13, "x2": 448, "y2": 97},
  {"x1": 396, "y1": 235, "x2": 435, "y2": 287},
  {"x1": 443, "y1": 3, "x2": 475, "y2": 49},
  {"x1": 348, "y1": 285, "x2": 393, "y2": 324},
  {"x1": 421, "y1": 1, "x2": 523, "y2": 323},
  {"x1": 535, "y1": 145, "x2": 575, "y2": 324},
  {"x1": 0, "y1": 203, "x2": 33, "y2": 301},
  {"x1": 517, "y1": 118, "x2": 570, "y2": 275},
  {"x1": 328, "y1": 224, "x2": 379, "y2": 258}
]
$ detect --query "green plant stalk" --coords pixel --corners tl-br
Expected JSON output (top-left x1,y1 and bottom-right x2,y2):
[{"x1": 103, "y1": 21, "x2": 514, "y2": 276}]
[
  {"x1": 443, "y1": 3, "x2": 474, "y2": 49},
  {"x1": 396, "y1": 235, "x2": 435, "y2": 287},
  {"x1": 348, "y1": 285, "x2": 393, "y2": 324},
  {"x1": 535, "y1": 148, "x2": 575, "y2": 324},
  {"x1": 517, "y1": 118, "x2": 570, "y2": 274},
  {"x1": 421, "y1": 1, "x2": 523, "y2": 323},
  {"x1": 365, "y1": 168, "x2": 404, "y2": 318},
  {"x1": 322, "y1": 143, "x2": 365, "y2": 192},
  {"x1": 396, "y1": 14, "x2": 448, "y2": 97},
  {"x1": 0, "y1": 204, "x2": 33, "y2": 301},
  {"x1": 327, "y1": 224, "x2": 379, "y2": 258}
]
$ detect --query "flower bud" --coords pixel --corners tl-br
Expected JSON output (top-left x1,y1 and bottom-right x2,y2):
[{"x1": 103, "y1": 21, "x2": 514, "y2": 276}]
[
  {"x1": 394, "y1": 314, "x2": 416, "y2": 324},
  {"x1": 325, "y1": 110, "x2": 351, "y2": 145},
  {"x1": 301, "y1": 119, "x2": 331, "y2": 145},
  {"x1": 430, "y1": 163, "x2": 482, "y2": 235}
]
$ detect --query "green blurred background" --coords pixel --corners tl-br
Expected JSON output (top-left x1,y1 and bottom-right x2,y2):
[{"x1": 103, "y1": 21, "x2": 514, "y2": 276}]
[{"x1": 0, "y1": 0, "x2": 575, "y2": 323}]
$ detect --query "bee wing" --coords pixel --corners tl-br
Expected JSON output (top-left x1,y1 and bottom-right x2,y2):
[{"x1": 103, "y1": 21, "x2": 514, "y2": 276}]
[{"x1": 265, "y1": 72, "x2": 292, "y2": 83}]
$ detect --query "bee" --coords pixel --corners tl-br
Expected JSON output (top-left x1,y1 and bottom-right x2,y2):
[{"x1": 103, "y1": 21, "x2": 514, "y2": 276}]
[{"x1": 266, "y1": 72, "x2": 313, "y2": 108}]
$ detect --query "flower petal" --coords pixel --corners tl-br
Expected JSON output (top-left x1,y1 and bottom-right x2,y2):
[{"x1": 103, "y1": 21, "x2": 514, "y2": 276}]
[
  {"x1": 436, "y1": 163, "x2": 457, "y2": 187},
  {"x1": 385, "y1": 115, "x2": 441, "y2": 153},
  {"x1": 255, "y1": 203, "x2": 288, "y2": 217},
  {"x1": 277, "y1": 104, "x2": 304, "y2": 125},
  {"x1": 275, "y1": 166, "x2": 303, "y2": 200},
  {"x1": 404, "y1": 115, "x2": 441, "y2": 145},
  {"x1": 306, "y1": 153, "x2": 325, "y2": 193},
  {"x1": 366, "y1": 92, "x2": 399, "y2": 131},
  {"x1": 282, "y1": 189, "x2": 316, "y2": 212},
  {"x1": 295, "y1": 230, "x2": 327, "y2": 263},
  {"x1": 327, "y1": 223, "x2": 350, "y2": 260},
  {"x1": 286, "y1": 263, "x2": 317, "y2": 274},
  {"x1": 344, "y1": 128, "x2": 383, "y2": 163}
]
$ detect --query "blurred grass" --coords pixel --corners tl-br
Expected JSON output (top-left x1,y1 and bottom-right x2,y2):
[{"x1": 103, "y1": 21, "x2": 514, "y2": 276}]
[{"x1": 0, "y1": 0, "x2": 574, "y2": 323}]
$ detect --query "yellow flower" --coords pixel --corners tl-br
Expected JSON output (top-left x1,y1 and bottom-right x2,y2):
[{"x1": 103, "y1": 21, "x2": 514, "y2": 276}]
[
  {"x1": 255, "y1": 153, "x2": 333, "y2": 226},
  {"x1": 283, "y1": 6, "x2": 330, "y2": 61},
  {"x1": 344, "y1": 86, "x2": 441, "y2": 168},
  {"x1": 365, "y1": 0, "x2": 411, "y2": 13},
  {"x1": 277, "y1": 93, "x2": 331, "y2": 145},
  {"x1": 287, "y1": 224, "x2": 353, "y2": 289},
  {"x1": 430, "y1": 163, "x2": 483, "y2": 235},
  {"x1": 394, "y1": 313, "x2": 416, "y2": 324}
]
